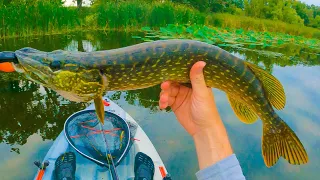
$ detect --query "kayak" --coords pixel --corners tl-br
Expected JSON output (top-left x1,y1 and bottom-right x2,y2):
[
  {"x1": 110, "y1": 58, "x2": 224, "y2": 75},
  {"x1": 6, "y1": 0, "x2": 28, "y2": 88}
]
[{"x1": 34, "y1": 96, "x2": 169, "y2": 180}]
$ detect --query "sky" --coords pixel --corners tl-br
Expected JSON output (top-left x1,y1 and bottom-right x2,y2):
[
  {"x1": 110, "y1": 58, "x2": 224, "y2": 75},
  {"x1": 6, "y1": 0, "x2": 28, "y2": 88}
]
[
  {"x1": 64, "y1": 0, "x2": 90, "y2": 6},
  {"x1": 300, "y1": 0, "x2": 320, "y2": 6},
  {"x1": 64, "y1": 0, "x2": 320, "y2": 6}
]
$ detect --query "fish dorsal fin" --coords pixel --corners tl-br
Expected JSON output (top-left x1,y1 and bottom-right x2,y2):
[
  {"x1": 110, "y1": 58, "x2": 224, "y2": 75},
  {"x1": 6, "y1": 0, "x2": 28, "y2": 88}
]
[
  {"x1": 227, "y1": 95, "x2": 258, "y2": 124},
  {"x1": 244, "y1": 62, "x2": 286, "y2": 110}
]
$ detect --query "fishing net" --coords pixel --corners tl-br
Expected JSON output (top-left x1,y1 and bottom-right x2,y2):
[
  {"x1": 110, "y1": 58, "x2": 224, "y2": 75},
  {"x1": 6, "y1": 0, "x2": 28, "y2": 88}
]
[{"x1": 64, "y1": 110, "x2": 137, "y2": 168}]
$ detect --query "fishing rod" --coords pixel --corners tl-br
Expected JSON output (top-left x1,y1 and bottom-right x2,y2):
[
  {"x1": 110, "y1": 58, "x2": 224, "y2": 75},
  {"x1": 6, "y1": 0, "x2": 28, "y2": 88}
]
[
  {"x1": 0, "y1": 51, "x2": 18, "y2": 72},
  {"x1": 0, "y1": 51, "x2": 18, "y2": 63}
]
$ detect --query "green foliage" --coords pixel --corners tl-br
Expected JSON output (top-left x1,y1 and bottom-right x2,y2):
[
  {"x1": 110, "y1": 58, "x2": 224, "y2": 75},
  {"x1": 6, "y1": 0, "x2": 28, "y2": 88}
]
[
  {"x1": 171, "y1": 0, "x2": 244, "y2": 13},
  {"x1": 207, "y1": 13, "x2": 320, "y2": 39},
  {"x1": 0, "y1": 0, "x2": 319, "y2": 39},
  {"x1": 95, "y1": 1, "x2": 205, "y2": 30},
  {"x1": 172, "y1": 0, "x2": 320, "y2": 29},
  {"x1": 244, "y1": 0, "x2": 302, "y2": 24},
  {"x1": 0, "y1": 1, "x2": 80, "y2": 38},
  {"x1": 243, "y1": 0, "x2": 320, "y2": 28},
  {"x1": 136, "y1": 24, "x2": 320, "y2": 65}
]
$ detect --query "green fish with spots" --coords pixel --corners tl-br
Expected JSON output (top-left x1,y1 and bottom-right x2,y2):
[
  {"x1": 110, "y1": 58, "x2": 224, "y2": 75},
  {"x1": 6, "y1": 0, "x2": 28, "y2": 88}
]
[{"x1": 12, "y1": 39, "x2": 308, "y2": 167}]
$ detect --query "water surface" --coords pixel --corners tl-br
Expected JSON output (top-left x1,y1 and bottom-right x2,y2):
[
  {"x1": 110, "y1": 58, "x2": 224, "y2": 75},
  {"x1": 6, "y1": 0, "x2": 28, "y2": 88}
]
[{"x1": 0, "y1": 31, "x2": 319, "y2": 179}]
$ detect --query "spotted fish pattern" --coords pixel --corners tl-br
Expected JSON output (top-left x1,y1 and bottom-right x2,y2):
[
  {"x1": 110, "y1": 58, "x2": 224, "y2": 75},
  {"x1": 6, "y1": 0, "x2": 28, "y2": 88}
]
[{"x1": 13, "y1": 39, "x2": 308, "y2": 167}]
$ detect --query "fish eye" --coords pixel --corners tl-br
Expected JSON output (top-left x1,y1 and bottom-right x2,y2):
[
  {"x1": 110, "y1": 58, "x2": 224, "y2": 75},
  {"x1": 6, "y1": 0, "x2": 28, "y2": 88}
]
[{"x1": 50, "y1": 60, "x2": 61, "y2": 70}]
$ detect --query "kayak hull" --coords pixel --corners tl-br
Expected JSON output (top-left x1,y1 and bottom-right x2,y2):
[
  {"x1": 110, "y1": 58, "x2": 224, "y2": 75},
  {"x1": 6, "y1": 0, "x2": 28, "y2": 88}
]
[{"x1": 35, "y1": 97, "x2": 168, "y2": 180}]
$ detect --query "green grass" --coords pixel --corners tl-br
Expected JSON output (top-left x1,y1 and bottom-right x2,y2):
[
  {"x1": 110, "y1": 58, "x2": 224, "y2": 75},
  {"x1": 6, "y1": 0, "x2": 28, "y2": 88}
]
[
  {"x1": 95, "y1": 1, "x2": 205, "y2": 30},
  {"x1": 0, "y1": 1, "x2": 81, "y2": 38},
  {"x1": 0, "y1": 1, "x2": 319, "y2": 40}
]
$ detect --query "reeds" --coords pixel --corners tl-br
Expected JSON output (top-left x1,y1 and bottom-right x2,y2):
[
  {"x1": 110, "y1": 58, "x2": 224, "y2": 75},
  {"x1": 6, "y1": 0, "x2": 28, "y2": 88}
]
[
  {"x1": 0, "y1": 1, "x2": 80, "y2": 38},
  {"x1": 95, "y1": 1, "x2": 205, "y2": 30},
  {"x1": 0, "y1": 1, "x2": 319, "y2": 39}
]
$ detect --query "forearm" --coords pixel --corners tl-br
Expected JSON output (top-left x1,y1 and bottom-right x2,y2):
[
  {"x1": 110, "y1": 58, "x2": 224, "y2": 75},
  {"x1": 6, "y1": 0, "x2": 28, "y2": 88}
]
[
  {"x1": 193, "y1": 118, "x2": 245, "y2": 180},
  {"x1": 193, "y1": 123, "x2": 233, "y2": 170}
]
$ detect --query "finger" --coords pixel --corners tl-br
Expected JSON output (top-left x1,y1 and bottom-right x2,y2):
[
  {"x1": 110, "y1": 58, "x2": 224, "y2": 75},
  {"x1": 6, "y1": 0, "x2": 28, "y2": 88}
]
[
  {"x1": 169, "y1": 83, "x2": 180, "y2": 97},
  {"x1": 190, "y1": 61, "x2": 208, "y2": 96},
  {"x1": 159, "y1": 91, "x2": 169, "y2": 109},
  {"x1": 167, "y1": 96, "x2": 176, "y2": 106},
  {"x1": 161, "y1": 81, "x2": 180, "y2": 97},
  {"x1": 161, "y1": 81, "x2": 171, "y2": 91},
  {"x1": 171, "y1": 85, "x2": 191, "y2": 111},
  {"x1": 159, "y1": 94, "x2": 176, "y2": 109}
]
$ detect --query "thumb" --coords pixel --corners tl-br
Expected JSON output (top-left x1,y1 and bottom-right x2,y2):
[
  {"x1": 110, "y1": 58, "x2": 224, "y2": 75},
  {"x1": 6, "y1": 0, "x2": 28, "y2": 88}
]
[{"x1": 190, "y1": 61, "x2": 208, "y2": 96}]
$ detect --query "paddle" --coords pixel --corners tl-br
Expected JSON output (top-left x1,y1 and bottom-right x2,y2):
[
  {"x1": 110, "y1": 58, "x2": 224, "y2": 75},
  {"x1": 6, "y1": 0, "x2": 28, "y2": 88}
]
[{"x1": 34, "y1": 160, "x2": 49, "y2": 180}]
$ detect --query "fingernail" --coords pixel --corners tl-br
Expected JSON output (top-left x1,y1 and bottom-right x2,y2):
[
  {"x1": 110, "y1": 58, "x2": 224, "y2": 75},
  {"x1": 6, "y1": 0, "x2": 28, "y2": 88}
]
[
  {"x1": 196, "y1": 61, "x2": 206, "y2": 73},
  {"x1": 201, "y1": 61, "x2": 207, "y2": 67}
]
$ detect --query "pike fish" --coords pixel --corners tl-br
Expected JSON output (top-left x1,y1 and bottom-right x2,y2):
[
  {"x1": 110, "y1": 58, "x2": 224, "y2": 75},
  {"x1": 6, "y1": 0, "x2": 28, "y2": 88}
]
[{"x1": 12, "y1": 39, "x2": 308, "y2": 167}]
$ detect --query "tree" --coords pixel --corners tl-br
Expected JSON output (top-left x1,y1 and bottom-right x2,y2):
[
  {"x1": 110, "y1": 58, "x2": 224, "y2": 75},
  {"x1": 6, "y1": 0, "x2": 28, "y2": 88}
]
[
  {"x1": 77, "y1": 0, "x2": 82, "y2": 8},
  {"x1": 310, "y1": 15, "x2": 320, "y2": 28},
  {"x1": 244, "y1": 0, "x2": 265, "y2": 18},
  {"x1": 293, "y1": 1, "x2": 310, "y2": 25},
  {"x1": 282, "y1": 1, "x2": 303, "y2": 24}
]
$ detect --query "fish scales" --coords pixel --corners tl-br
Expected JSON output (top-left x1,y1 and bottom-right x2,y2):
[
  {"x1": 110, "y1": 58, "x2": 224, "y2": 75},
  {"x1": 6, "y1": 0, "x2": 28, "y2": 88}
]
[
  {"x1": 13, "y1": 39, "x2": 308, "y2": 168},
  {"x1": 104, "y1": 40, "x2": 261, "y2": 113}
]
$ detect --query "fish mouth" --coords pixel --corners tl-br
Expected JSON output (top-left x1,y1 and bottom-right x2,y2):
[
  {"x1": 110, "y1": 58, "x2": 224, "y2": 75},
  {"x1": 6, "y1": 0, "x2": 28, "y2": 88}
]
[
  {"x1": 14, "y1": 48, "x2": 54, "y2": 88},
  {"x1": 13, "y1": 48, "x2": 105, "y2": 102}
]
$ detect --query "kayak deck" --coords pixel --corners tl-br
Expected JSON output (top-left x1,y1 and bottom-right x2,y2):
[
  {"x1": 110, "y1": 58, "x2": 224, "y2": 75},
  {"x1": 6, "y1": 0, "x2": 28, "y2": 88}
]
[{"x1": 36, "y1": 97, "x2": 168, "y2": 180}]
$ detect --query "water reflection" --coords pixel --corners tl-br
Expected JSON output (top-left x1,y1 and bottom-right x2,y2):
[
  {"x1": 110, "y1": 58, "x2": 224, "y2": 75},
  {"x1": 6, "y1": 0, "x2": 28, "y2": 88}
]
[
  {"x1": 0, "y1": 72, "x2": 88, "y2": 146},
  {"x1": 0, "y1": 31, "x2": 319, "y2": 179}
]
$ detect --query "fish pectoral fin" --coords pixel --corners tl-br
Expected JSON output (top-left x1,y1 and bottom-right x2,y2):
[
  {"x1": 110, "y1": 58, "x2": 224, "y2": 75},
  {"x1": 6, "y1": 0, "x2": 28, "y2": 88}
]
[
  {"x1": 244, "y1": 62, "x2": 286, "y2": 110},
  {"x1": 227, "y1": 95, "x2": 258, "y2": 124},
  {"x1": 94, "y1": 96, "x2": 105, "y2": 124}
]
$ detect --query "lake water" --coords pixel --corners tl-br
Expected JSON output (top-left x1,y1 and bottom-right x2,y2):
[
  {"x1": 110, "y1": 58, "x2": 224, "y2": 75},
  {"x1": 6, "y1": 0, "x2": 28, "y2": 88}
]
[{"x1": 0, "y1": 31, "x2": 319, "y2": 180}]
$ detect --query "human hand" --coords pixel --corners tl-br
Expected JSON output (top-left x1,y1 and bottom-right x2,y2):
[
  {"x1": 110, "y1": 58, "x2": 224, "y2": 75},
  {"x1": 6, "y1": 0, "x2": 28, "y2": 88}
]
[
  {"x1": 159, "y1": 61, "x2": 222, "y2": 136},
  {"x1": 159, "y1": 61, "x2": 233, "y2": 169}
]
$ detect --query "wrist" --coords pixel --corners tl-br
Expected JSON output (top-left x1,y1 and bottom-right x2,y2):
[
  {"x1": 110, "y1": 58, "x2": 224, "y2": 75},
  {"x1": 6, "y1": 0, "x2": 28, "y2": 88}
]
[{"x1": 193, "y1": 125, "x2": 233, "y2": 170}]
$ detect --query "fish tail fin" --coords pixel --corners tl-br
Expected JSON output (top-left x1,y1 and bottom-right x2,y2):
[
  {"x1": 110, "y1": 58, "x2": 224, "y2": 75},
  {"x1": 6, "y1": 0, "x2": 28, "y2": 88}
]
[{"x1": 262, "y1": 116, "x2": 308, "y2": 167}]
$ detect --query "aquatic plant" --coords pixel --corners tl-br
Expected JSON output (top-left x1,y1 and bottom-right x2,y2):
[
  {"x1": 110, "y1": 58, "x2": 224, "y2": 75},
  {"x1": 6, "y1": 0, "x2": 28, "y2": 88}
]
[
  {"x1": 135, "y1": 26, "x2": 320, "y2": 75},
  {"x1": 134, "y1": 24, "x2": 320, "y2": 65}
]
